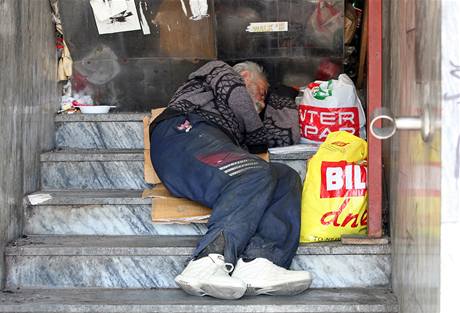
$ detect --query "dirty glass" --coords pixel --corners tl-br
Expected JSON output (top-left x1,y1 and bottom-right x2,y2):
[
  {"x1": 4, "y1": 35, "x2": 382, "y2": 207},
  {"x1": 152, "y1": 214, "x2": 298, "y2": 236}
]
[{"x1": 59, "y1": 0, "x2": 344, "y2": 111}]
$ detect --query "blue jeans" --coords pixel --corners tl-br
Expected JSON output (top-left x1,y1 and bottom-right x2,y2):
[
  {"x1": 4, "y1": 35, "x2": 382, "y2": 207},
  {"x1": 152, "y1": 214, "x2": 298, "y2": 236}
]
[{"x1": 150, "y1": 114, "x2": 301, "y2": 268}]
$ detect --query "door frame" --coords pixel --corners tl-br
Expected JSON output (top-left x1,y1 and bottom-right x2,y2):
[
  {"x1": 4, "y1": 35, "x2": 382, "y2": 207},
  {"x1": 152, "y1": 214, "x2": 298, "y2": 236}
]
[{"x1": 367, "y1": 0, "x2": 383, "y2": 237}]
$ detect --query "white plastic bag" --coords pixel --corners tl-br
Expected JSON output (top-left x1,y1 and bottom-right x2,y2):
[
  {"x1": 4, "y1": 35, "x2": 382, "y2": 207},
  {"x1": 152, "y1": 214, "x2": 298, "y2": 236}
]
[{"x1": 299, "y1": 74, "x2": 366, "y2": 144}]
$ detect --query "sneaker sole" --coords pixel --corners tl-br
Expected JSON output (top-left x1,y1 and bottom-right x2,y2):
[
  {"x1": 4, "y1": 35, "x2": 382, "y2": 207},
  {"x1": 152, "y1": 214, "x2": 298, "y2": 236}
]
[
  {"x1": 175, "y1": 275, "x2": 247, "y2": 300},
  {"x1": 246, "y1": 278, "x2": 312, "y2": 296}
]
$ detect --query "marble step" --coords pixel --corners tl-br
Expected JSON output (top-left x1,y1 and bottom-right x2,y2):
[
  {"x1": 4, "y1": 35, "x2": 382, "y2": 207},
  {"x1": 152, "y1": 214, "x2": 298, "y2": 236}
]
[
  {"x1": 55, "y1": 113, "x2": 146, "y2": 149},
  {"x1": 0, "y1": 288, "x2": 398, "y2": 313},
  {"x1": 40, "y1": 149, "x2": 149, "y2": 190},
  {"x1": 40, "y1": 146, "x2": 317, "y2": 190},
  {"x1": 5, "y1": 235, "x2": 391, "y2": 290},
  {"x1": 54, "y1": 113, "x2": 318, "y2": 156},
  {"x1": 54, "y1": 113, "x2": 316, "y2": 166},
  {"x1": 269, "y1": 145, "x2": 319, "y2": 181},
  {"x1": 24, "y1": 190, "x2": 207, "y2": 236}
]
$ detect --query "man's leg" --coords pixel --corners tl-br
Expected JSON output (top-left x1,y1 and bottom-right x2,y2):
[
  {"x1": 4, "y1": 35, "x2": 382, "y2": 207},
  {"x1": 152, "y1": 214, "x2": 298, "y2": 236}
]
[
  {"x1": 151, "y1": 114, "x2": 276, "y2": 266},
  {"x1": 151, "y1": 114, "x2": 289, "y2": 299},
  {"x1": 232, "y1": 163, "x2": 312, "y2": 296},
  {"x1": 241, "y1": 163, "x2": 302, "y2": 268}
]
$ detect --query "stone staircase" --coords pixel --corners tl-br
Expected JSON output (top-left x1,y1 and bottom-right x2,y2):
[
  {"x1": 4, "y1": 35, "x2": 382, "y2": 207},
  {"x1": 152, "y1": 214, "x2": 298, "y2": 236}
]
[{"x1": 0, "y1": 113, "x2": 398, "y2": 312}]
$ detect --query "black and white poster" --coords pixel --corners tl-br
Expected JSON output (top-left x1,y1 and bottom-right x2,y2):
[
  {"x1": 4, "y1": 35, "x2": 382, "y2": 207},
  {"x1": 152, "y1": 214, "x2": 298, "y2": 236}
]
[{"x1": 90, "y1": 0, "x2": 141, "y2": 35}]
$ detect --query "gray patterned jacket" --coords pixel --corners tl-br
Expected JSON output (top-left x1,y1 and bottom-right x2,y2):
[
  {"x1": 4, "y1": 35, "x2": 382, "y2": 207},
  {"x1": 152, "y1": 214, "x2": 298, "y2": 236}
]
[{"x1": 165, "y1": 61, "x2": 300, "y2": 151}]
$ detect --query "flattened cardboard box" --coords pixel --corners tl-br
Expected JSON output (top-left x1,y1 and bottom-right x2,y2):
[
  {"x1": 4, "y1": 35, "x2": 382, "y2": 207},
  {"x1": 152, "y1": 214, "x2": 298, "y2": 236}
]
[
  {"x1": 142, "y1": 184, "x2": 211, "y2": 224},
  {"x1": 144, "y1": 108, "x2": 165, "y2": 185},
  {"x1": 144, "y1": 108, "x2": 269, "y2": 223}
]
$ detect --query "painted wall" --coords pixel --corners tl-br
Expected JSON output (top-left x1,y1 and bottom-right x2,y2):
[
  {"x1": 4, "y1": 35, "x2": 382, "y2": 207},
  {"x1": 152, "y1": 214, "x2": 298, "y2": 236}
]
[
  {"x1": 384, "y1": 0, "x2": 441, "y2": 312},
  {"x1": 0, "y1": 0, "x2": 58, "y2": 286}
]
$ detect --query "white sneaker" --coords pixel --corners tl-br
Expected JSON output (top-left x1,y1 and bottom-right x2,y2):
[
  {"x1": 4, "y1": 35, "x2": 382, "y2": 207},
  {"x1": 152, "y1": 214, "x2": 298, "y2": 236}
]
[
  {"x1": 232, "y1": 258, "x2": 312, "y2": 296},
  {"x1": 175, "y1": 254, "x2": 247, "y2": 299}
]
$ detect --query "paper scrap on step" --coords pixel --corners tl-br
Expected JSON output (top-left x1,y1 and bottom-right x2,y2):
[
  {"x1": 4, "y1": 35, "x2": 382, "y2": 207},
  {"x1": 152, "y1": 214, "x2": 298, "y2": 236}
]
[
  {"x1": 90, "y1": 0, "x2": 141, "y2": 35},
  {"x1": 28, "y1": 194, "x2": 53, "y2": 205}
]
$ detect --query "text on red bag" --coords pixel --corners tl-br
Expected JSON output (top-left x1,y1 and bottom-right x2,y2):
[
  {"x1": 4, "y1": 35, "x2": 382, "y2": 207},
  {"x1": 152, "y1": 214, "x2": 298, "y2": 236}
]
[
  {"x1": 320, "y1": 161, "x2": 367, "y2": 198},
  {"x1": 299, "y1": 105, "x2": 360, "y2": 142}
]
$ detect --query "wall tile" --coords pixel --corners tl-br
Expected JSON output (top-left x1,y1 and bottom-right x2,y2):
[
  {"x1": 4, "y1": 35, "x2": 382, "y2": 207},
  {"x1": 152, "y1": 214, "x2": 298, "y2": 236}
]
[{"x1": 0, "y1": 0, "x2": 58, "y2": 285}]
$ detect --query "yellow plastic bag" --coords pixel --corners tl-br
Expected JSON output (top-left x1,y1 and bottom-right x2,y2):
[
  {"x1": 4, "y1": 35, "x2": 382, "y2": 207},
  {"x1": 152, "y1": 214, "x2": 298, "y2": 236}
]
[{"x1": 300, "y1": 131, "x2": 368, "y2": 243}]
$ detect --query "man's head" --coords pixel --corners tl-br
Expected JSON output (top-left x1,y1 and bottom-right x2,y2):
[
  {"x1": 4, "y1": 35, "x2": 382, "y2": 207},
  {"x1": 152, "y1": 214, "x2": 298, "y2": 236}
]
[{"x1": 233, "y1": 61, "x2": 269, "y2": 113}]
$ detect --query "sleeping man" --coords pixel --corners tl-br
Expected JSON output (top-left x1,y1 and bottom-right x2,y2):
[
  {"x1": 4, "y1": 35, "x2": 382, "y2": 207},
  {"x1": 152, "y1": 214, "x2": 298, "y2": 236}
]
[{"x1": 150, "y1": 60, "x2": 311, "y2": 299}]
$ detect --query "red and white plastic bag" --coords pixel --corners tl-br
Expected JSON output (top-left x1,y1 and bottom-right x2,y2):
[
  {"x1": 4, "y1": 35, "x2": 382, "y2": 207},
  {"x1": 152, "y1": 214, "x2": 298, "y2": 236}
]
[{"x1": 299, "y1": 74, "x2": 366, "y2": 144}]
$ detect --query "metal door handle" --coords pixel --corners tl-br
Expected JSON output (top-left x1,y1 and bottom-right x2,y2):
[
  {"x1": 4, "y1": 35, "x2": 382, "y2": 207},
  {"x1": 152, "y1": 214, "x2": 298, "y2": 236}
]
[{"x1": 369, "y1": 107, "x2": 434, "y2": 142}]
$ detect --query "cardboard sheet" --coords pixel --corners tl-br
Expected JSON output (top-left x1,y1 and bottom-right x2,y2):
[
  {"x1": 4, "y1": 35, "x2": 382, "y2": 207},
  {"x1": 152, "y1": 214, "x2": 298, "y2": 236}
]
[
  {"x1": 143, "y1": 184, "x2": 211, "y2": 224},
  {"x1": 144, "y1": 108, "x2": 166, "y2": 184}
]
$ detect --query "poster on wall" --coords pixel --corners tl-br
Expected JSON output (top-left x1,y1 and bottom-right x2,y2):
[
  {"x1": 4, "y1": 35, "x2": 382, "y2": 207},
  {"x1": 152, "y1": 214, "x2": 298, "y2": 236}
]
[{"x1": 90, "y1": 0, "x2": 141, "y2": 35}]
